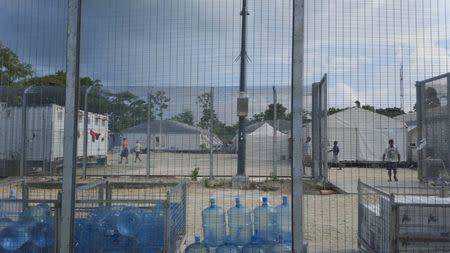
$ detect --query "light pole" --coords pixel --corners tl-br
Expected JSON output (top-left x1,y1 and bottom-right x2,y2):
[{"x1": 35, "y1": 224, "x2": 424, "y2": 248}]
[{"x1": 237, "y1": 0, "x2": 249, "y2": 176}]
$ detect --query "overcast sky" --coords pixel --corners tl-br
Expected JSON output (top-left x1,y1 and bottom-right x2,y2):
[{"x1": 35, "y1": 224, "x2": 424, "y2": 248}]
[{"x1": 1, "y1": 0, "x2": 449, "y2": 111}]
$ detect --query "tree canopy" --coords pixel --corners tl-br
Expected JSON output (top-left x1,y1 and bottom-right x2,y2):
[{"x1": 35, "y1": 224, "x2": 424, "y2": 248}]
[
  {"x1": 171, "y1": 111, "x2": 194, "y2": 126},
  {"x1": 0, "y1": 42, "x2": 32, "y2": 85}
]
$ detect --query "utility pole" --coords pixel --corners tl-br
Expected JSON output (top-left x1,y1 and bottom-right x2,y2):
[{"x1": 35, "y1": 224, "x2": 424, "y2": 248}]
[
  {"x1": 233, "y1": 0, "x2": 250, "y2": 188},
  {"x1": 272, "y1": 86, "x2": 278, "y2": 177},
  {"x1": 209, "y1": 87, "x2": 214, "y2": 180}
]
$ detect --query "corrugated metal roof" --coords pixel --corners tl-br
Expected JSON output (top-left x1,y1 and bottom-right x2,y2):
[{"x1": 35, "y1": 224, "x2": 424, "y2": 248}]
[{"x1": 121, "y1": 120, "x2": 202, "y2": 134}]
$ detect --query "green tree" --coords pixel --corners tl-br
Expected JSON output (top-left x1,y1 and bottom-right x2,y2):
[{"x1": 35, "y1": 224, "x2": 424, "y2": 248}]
[
  {"x1": 0, "y1": 42, "x2": 32, "y2": 86},
  {"x1": 362, "y1": 105, "x2": 375, "y2": 112},
  {"x1": 425, "y1": 87, "x2": 441, "y2": 109},
  {"x1": 263, "y1": 103, "x2": 288, "y2": 120},
  {"x1": 171, "y1": 110, "x2": 194, "y2": 126},
  {"x1": 375, "y1": 107, "x2": 405, "y2": 118},
  {"x1": 150, "y1": 91, "x2": 170, "y2": 121},
  {"x1": 328, "y1": 107, "x2": 344, "y2": 115},
  {"x1": 197, "y1": 92, "x2": 219, "y2": 129}
]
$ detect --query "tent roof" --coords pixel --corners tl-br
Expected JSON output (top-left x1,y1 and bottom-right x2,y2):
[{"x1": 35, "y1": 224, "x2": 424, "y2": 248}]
[
  {"x1": 248, "y1": 122, "x2": 288, "y2": 136},
  {"x1": 121, "y1": 120, "x2": 202, "y2": 134},
  {"x1": 245, "y1": 119, "x2": 291, "y2": 134},
  {"x1": 328, "y1": 107, "x2": 406, "y2": 129}
]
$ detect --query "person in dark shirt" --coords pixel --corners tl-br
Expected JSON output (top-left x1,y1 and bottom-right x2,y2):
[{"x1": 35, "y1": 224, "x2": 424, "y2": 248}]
[{"x1": 329, "y1": 141, "x2": 342, "y2": 170}]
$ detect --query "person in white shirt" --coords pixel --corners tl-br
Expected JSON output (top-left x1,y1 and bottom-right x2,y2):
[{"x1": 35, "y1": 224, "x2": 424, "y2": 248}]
[
  {"x1": 303, "y1": 136, "x2": 312, "y2": 174},
  {"x1": 383, "y1": 139, "x2": 400, "y2": 182},
  {"x1": 134, "y1": 141, "x2": 142, "y2": 163}
]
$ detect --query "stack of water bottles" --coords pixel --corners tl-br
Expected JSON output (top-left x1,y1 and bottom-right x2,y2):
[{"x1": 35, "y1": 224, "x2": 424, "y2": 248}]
[
  {"x1": 186, "y1": 195, "x2": 292, "y2": 253},
  {"x1": 0, "y1": 191, "x2": 55, "y2": 253},
  {"x1": 75, "y1": 203, "x2": 168, "y2": 253}
]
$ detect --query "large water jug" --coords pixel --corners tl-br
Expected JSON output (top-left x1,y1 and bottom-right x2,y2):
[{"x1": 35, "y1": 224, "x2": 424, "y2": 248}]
[
  {"x1": 0, "y1": 190, "x2": 23, "y2": 221},
  {"x1": 254, "y1": 196, "x2": 276, "y2": 243},
  {"x1": 215, "y1": 240, "x2": 239, "y2": 253},
  {"x1": 185, "y1": 236, "x2": 209, "y2": 253},
  {"x1": 30, "y1": 219, "x2": 54, "y2": 248},
  {"x1": 202, "y1": 197, "x2": 226, "y2": 247},
  {"x1": 117, "y1": 207, "x2": 143, "y2": 237},
  {"x1": 21, "y1": 203, "x2": 51, "y2": 222},
  {"x1": 136, "y1": 205, "x2": 164, "y2": 246},
  {"x1": 0, "y1": 218, "x2": 13, "y2": 233},
  {"x1": 269, "y1": 241, "x2": 291, "y2": 253},
  {"x1": 274, "y1": 196, "x2": 291, "y2": 242},
  {"x1": 0, "y1": 220, "x2": 35, "y2": 251},
  {"x1": 74, "y1": 218, "x2": 90, "y2": 253},
  {"x1": 227, "y1": 197, "x2": 252, "y2": 245},
  {"x1": 242, "y1": 235, "x2": 266, "y2": 253}
]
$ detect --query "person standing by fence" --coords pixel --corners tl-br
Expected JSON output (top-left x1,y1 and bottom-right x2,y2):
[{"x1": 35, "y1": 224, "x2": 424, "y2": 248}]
[
  {"x1": 119, "y1": 138, "x2": 129, "y2": 164},
  {"x1": 383, "y1": 139, "x2": 400, "y2": 182},
  {"x1": 134, "y1": 140, "x2": 142, "y2": 163},
  {"x1": 329, "y1": 141, "x2": 342, "y2": 170}
]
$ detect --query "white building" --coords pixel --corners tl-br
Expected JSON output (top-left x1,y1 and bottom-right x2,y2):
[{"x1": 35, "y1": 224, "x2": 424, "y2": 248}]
[
  {"x1": 121, "y1": 120, "x2": 223, "y2": 152},
  {"x1": 0, "y1": 104, "x2": 108, "y2": 173}
]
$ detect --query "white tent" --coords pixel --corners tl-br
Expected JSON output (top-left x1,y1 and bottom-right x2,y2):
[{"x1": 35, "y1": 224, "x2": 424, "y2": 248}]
[
  {"x1": 323, "y1": 108, "x2": 408, "y2": 162},
  {"x1": 245, "y1": 122, "x2": 290, "y2": 161}
]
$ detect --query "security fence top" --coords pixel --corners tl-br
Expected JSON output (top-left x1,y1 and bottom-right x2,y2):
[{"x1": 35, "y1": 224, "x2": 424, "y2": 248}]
[
  {"x1": 0, "y1": 178, "x2": 25, "y2": 187},
  {"x1": 416, "y1": 72, "x2": 450, "y2": 85}
]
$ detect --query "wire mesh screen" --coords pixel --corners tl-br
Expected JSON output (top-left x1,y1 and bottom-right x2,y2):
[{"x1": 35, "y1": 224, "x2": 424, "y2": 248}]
[
  {"x1": 416, "y1": 74, "x2": 450, "y2": 182},
  {"x1": 1, "y1": 0, "x2": 450, "y2": 252}
]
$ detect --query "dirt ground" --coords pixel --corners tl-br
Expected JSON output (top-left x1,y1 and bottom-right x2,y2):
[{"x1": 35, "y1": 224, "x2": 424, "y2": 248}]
[{"x1": 0, "y1": 161, "x2": 423, "y2": 253}]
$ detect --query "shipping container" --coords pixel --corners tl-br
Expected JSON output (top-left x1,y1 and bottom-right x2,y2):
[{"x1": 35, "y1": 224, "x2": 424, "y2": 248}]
[{"x1": 0, "y1": 104, "x2": 108, "y2": 175}]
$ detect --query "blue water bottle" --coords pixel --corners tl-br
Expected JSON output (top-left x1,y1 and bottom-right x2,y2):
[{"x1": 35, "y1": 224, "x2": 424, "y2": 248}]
[
  {"x1": 30, "y1": 218, "x2": 54, "y2": 248},
  {"x1": 0, "y1": 220, "x2": 35, "y2": 251},
  {"x1": 227, "y1": 197, "x2": 253, "y2": 245},
  {"x1": 117, "y1": 207, "x2": 143, "y2": 237},
  {"x1": 215, "y1": 237, "x2": 239, "y2": 253},
  {"x1": 274, "y1": 196, "x2": 291, "y2": 243},
  {"x1": 185, "y1": 235, "x2": 209, "y2": 253},
  {"x1": 202, "y1": 197, "x2": 226, "y2": 247},
  {"x1": 242, "y1": 235, "x2": 267, "y2": 253},
  {"x1": 254, "y1": 196, "x2": 276, "y2": 244}
]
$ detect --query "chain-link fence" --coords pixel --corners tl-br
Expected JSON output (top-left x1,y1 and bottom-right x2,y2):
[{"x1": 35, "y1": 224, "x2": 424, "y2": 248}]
[{"x1": 416, "y1": 73, "x2": 450, "y2": 182}]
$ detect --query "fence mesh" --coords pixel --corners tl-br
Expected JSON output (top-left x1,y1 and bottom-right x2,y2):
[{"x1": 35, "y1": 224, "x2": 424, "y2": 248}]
[{"x1": 1, "y1": 0, "x2": 450, "y2": 252}]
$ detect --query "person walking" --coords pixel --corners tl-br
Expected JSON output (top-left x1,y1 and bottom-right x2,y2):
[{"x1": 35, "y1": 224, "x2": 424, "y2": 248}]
[
  {"x1": 134, "y1": 140, "x2": 142, "y2": 163},
  {"x1": 303, "y1": 136, "x2": 312, "y2": 174},
  {"x1": 383, "y1": 139, "x2": 400, "y2": 182},
  {"x1": 329, "y1": 141, "x2": 342, "y2": 170},
  {"x1": 119, "y1": 138, "x2": 129, "y2": 164}
]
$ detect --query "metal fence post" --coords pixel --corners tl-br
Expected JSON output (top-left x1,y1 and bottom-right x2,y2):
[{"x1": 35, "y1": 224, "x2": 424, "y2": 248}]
[
  {"x1": 60, "y1": 0, "x2": 82, "y2": 251},
  {"x1": 20, "y1": 86, "x2": 34, "y2": 177},
  {"x1": 291, "y1": 0, "x2": 305, "y2": 252},
  {"x1": 164, "y1": 190, "x2": 172, "y2": 253},
  {"x1": 147, "y1": 92, "x2": 151, "y2": 177},
  {"x1": 83, "y1": 85, "x2": 94, "y2": 179},
  {"x1": 21, "y1": 181, "x2": 29, "y2": 208},
  {"x1": 272, "y1": 86, "x2": 278, "y2": 178},
  {"x1": 209, "y1": 87, "x2": 214, "y2": 180},
  {"x1": 389, "y1": 193, "x2": 398, "y2": 253}
]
